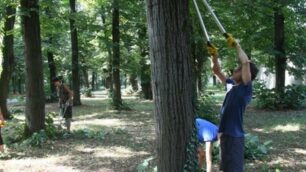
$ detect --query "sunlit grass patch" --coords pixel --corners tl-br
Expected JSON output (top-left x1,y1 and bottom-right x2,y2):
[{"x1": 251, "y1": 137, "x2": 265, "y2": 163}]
[{"x1": 272, "y1": 123, "x2": 301, "y2": 132}]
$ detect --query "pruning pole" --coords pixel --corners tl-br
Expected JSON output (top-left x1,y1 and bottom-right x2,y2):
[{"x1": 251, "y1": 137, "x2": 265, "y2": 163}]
[
  {"x1": 192, "y1": 0, "x2": 211, "y2": 43},
  {"x1": 202, "y1": 0, "x2": 227, "y2": 35}
]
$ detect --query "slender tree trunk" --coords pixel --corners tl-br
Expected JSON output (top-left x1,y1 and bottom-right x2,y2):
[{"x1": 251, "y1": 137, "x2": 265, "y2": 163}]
[
  {"x1": 138, "y1": 26, "x2": 152, "y2": 100},
  {"x1": 21, "y1": 0, "x2": 45, "y2": 135},
  {"x1": 196, "y1": 53, "x2": 204, "y2": 92},
  {"x1": 80, "y1": 56, "x2": 90, "y2": 88},
  {"x1": 140, "y1": 60, "x2": 152, "y2": 100},
  {"x1": 69, "y1": 0, "x2": 81, "y2": 105},
  {"x1": 197, "y1": 72, "x2": 203, "y2": 92},
  {"x1": 101, "y1": 14, "x2": 113, "y2": 94},
  {"x1": 91, "y1": 71, "x2": 96, "y2": 90},
  {"x1": 82, "y1": 67, "x2": 90, "y2": 88},
  {"x1": 195, "y1": 46, "x2": 204, "y2": 93},
  {"x1": 141, "y1": 81, "x2": 152, "y2": 100},
  {"x1": 112, "y1": 0, "x2": 122, "y2": 108},
  {"x1": 47, "y1": 42, "x2": 57, "y2": 102},
  {"x1": 0, "y1": 5, "x2": 16, "y2": 119},
  {"x1": 146, "y1": 0, "x2": 197, "y2": 171},
  {"x1": 46, "y1": 4, "x2": 57, "y2": 102},
  {"x1": 18, "y1": 77, "x2": 23, "y2": 94},
  {"x1": 274, "y1": 8, "x2": 286, "y2": 93},
  {"x1": 129, "y1": 74, "x2": 138, "y2": 92},
  {"x1": 12, "y1": 76, "x2": 17, "y2": 94},
  {"x1": 213, "y1": 75, "x2": 217, "y2": 85}
]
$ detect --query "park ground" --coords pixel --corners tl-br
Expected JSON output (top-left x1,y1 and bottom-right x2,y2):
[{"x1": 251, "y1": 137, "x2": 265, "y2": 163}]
[{"x1": 0, "y1": 90, "x2": 306, "y2": 172}]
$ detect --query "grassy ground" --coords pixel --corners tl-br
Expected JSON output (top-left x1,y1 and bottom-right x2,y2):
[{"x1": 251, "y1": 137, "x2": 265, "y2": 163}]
[
  {"x1": 1, "y1": 90, "x2": 306, "y2": 172},
  {"x1": 245, "y1": 108, "x2": 306, "y2": 172}
]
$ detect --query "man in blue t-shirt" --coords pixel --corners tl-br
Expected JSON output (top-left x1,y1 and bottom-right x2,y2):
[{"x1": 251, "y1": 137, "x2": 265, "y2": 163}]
[
  {"x1": 196, "y1": 118, "x2": 218, "y2": 172},
  {"x1": 210, "y1": 42, "x2": 258, "y2": 172}
]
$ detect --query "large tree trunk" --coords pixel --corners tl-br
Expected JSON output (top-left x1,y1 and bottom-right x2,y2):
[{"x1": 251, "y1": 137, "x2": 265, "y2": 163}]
[
  {"x1": 111, "y1": 0, "x2": 122, "y2": 108},
  {"x1": 0, "y1": 5, "x2": 16, "y2": 119},
  {"x1": 69, "y1": 0, "x2": 81, "y2": 106},
  {"x1": 146, "y1": 0, "x2": 197, "y2": 171},
  {"x1": 274, "y1": 8, "x2": 286, "y2": 93},
  {"x1": 47, "y1": 42, "x2": 57, "y2": 102},
  {"x1": 21, "y1": 0, "x2": 45, "y2": 135}
]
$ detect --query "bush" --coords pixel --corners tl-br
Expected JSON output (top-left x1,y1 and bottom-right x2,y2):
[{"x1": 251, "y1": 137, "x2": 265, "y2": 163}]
[
  {"x1": 45, "y1": 112, "x2": 65, "y2": 138},
  {"x1": 137, "y1": 156, "x2": 157, "y2": 172},
  {"x1": 82, "y1": 87, "x2": 92, "y2": 97},
  {"x1": 20, "y1": 130, "x2": 48, "y2": 148},
  {"x1": 3, "y1": 120, "x2": 25, "y2": 144},
  {"x1": 196, "y1": 93, "x2": 220, "y2": 124},
  {"x1": 254, "y1": 82, "x2": 306, "y2": 110},
  {"x1": 72, "y1": 129, "x2": 107, "y2": 141},
  {"x1": 245, "y1": 133, "x2": 272, "y2": 160}
]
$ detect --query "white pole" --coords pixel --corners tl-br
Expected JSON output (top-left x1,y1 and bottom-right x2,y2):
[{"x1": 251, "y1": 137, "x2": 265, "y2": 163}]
[
  {"x1": 192, "y1": 0, "x2": 210, "y2": 42},
  {"x1": 202, "y1": 0, "x2": 226, "y2": 34}
]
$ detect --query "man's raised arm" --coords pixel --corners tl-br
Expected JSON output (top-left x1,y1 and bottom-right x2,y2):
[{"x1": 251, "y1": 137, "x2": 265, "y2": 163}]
[
  {"x1": 236, "y1": 43, "x2": 251, "y2": 85},
  {"x1": 211, "y1": 54, "x2": 226, "y2": 85}
]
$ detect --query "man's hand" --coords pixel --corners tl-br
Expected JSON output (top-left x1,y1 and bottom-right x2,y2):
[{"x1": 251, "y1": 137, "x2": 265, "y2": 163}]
[
  {"x1": 207, "y1": 43, "x2": 218, "y2": 57},
  {"x1": 225, "y1": 33, "x2": 237, "y2": 47},
  {"x1": 0, "y1": 120, "x2": 5, "y2": 128},
  {"x1": 0, "y1": 112, "x2": 4, "y2": 127}
]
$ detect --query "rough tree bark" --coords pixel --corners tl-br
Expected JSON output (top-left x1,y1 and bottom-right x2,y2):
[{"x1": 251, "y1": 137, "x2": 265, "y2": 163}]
[
  {"x1": 0, "y1": 5, "x2": 16, "y2": 119},
  {"x1": 20, "y1": 0, "x2": 45, "y2": 135},
  {"x1": 112, "y1": 0, "x2": 122, "y2": 108},
  {"x1": 274, "y1": 8, "x2": 286, "y2": 93},
  {"x1": 69, "y1": 0, "x2": 81, "y2": 106},
  {"x1": 146, "y1": 0, "x2": 197, "y2": 171}
]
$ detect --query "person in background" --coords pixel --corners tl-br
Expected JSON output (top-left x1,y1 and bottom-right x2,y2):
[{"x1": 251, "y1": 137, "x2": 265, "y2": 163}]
[
  {"x1": 196, "y1": 118, "x2": 218, "y2": 172},
  {"x1": 52, "y1": 77, "x2": 74, "y2": 133},
  {"x1": 0, "y1": 109, "x2": 5, "y2": 153}
]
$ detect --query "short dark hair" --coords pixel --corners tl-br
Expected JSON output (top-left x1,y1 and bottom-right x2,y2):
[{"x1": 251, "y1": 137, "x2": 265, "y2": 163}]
[
  {"x1": 52, "y1": 76, "x2": 62, "y2": 82},
  {"x1": 250, "y1": 63, "x2": 259, "y2": 81}
]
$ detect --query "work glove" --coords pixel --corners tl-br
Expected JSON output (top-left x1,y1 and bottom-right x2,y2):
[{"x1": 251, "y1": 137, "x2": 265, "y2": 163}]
[
  {"x1": 0, "y1": 120, "x2": 6, "y2": 128},
  {"x1": 225, "y1": 33, "x2": 237, "y2": 47},
  {"x1": 207, "y1": 43, "x2": 218, "y2": 57}
]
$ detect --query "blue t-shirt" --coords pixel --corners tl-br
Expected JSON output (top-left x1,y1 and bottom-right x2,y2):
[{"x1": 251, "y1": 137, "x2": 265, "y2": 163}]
[
  {"x1": 219, "y1": 79, "x2": 252, "y2": 137},
  {"x1": 196, "y1": 118, "x2": 218, "y2": 143}
]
